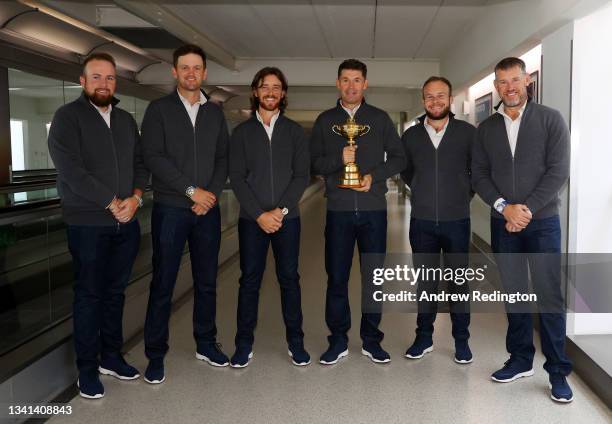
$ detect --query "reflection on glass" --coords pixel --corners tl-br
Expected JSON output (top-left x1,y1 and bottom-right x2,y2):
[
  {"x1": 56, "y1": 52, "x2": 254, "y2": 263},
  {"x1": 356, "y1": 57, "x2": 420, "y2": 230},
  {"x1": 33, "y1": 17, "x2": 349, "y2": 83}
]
[
  {"x1": 0, "y1": 188, "x2": 240, "y2": 355},
  {"x1": 62, "y1": 80, "x2": 82, "y2": 104},
  {"x1": 8, "y1": 69, "x2": 64, "y2": 171}
]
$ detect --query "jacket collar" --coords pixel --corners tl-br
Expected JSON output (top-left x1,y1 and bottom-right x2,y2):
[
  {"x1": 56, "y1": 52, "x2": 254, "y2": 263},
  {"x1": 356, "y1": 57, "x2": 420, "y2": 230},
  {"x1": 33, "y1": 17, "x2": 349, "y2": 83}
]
[
  {"x1": 494, "y1": 95, "x2": 533, "y2": 112},
  {"x1": 172, "y1": 88, "x2": 210, "y2": 104},
  {"x1": 336, "y1": 97, "x2": 366, "y2": 113},
  {"x1": 78, "y1": 91, "x2": 120, "y2": 108},
  {"x1": 417, "y1": 111, "x2": 455, "y2": 125}
]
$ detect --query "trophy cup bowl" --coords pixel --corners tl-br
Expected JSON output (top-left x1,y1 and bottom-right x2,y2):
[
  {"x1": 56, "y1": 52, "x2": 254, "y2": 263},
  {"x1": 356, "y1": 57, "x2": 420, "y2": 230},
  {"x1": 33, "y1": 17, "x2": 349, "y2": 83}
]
[{"x1": 332, "y1": 116, "x2": 370, "y2": 188}]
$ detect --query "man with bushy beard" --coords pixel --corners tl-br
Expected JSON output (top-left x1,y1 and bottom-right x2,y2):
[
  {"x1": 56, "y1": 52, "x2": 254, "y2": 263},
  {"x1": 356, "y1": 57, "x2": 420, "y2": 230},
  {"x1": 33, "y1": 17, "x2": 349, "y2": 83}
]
[
  {"x1": 400, "y1": 77, "x2": 475, "y2": 364},
  {"x1": 48, "y1": 53, "x2": 149, "y2": 399},
  {"x1": 228, "y1": 67, "x2": 310, "y2": 367}
]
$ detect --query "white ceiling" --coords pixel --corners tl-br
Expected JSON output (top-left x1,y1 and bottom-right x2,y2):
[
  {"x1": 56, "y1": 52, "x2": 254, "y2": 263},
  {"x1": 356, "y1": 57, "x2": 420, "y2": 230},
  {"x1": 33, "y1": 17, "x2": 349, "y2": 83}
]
[
  {"x1": 23, "y1": 0, "x2": 521, "y2": 112},
  {"x1": 166, "y1": 0, "x2": 500, "y2": 60}
]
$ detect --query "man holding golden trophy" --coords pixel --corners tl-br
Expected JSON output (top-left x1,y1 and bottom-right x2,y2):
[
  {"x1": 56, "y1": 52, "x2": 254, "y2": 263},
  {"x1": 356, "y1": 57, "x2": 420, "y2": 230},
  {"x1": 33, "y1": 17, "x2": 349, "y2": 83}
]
[{"x1": 311, "y1": 59, "x2": 406, "y2": 364}]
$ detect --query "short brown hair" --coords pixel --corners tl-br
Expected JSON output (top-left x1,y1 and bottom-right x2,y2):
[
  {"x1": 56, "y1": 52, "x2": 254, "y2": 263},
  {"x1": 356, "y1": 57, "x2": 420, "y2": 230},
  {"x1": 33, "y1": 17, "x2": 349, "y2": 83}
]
[
  {"x1": 173, "y1": 44, "x2": 207, "y2": 68},
  {"x1": 82, "y1": 52, "x2": 116, "y2": 74},
  {"x1": 250, "y1": 67, "x2": 288, "y2": 114},
  {"x1": 422, "y1": 76, "x2": 452, "y2": 98},
  {"x1": 494, "y1": 57, "x2": 526, "y2": 76},
  {"x1": 338, "y1": 59, "x2": 367, "y2": 79}
]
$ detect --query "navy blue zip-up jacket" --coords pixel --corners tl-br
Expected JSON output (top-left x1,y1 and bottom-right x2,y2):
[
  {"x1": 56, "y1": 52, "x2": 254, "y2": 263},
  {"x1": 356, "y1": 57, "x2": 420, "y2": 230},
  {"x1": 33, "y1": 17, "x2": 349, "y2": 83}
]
[
  {"x1": 48, "y1": 92, "x2": 149, "y2": 226},
  {"x1": 310, "y1": 99, "x2": 406, "y2": 211},
  {"x1": 401, "y1": 113, "x2": 475, "y2": 221},
  {"x1": 471, "y1": 100, "x2": 570, "y2": 219},
  {"x1": 141, "y1": 90, "x2": 229, "y2": 208},
  {"x1": 229, "y1": 114, "x2": 309, "y2": 220}
]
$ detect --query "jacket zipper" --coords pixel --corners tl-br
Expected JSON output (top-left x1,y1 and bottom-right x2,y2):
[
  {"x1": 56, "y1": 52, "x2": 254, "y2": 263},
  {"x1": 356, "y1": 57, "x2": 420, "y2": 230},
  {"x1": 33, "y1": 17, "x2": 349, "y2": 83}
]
[
  {"x1": 193, "y1": 126, "x2": 198, "y2": 184},
  {"x1": 435, "y1": 147, "x2": 439, "y2": 225},
  {"x1": 108, "y1": 124, "x2": 120, "y2": 229},
  {"x1": 269, "y1": 133, "x2": 275, "y2": 207}
]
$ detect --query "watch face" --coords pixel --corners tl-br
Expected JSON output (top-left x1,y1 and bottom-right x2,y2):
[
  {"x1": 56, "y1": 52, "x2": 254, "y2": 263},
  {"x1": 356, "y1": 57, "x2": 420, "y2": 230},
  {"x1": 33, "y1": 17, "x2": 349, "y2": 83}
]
[{"x1": 281, "y1": 207, "x2": 289, "y2": 215}]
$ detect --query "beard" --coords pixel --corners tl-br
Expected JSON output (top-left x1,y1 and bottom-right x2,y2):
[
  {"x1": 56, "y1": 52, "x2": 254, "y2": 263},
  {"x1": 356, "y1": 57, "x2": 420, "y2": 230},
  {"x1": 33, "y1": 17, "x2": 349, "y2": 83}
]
[
  {"x1": 502, "y1": 91, "x2": 527, "y2": 108},
  {"x1": 425, "y1": 104, "x2": 450, "y2": 120},
  {"x1": 85, "y1": 89, "x2": 112, "y2": 107},
  {"x1": 259, "y1": 96, "x2": 281, "y2": 112}
]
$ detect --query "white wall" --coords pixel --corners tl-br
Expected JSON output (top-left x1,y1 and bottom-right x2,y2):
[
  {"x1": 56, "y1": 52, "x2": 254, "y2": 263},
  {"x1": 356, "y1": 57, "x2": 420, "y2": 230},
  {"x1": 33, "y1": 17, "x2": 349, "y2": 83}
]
[
  {"x1": 542, "y1": 22, "x2": 574, "y2": 255},
  {"x1": 440, "y1": 0, "x2": 611, "y2": 91},
  {"x1": 567, "y1": 3, "x2": 612, "y2": 335}
]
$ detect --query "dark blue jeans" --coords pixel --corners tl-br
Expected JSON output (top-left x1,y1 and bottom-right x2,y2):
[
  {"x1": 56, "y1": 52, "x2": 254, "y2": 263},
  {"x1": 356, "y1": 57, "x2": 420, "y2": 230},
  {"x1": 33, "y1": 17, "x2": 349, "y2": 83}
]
[
  {"x1": 491, "y1": 215, "x2": 572, "y2": 376},
  {"x1": 67, "y1": 220, "x2": 140, "y2": 373},
  {"x1": 144, "y1": 203, "x2": 221, "y2": 360},
  {"x1": 325, "y1": 210, "x2": 387, "y2": 346},
  {"x1": 409, "y1": 218, "x2": 471, "y2": 342},
  {"x1": 235, "y1": 217, "x2": 304, "y2": 348}
]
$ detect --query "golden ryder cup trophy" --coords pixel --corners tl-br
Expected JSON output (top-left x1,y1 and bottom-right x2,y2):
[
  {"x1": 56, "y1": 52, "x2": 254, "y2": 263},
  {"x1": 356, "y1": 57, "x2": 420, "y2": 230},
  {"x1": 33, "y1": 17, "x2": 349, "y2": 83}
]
[{"x1": 332, "y1": 116, "x2": 371, "y2": 188}]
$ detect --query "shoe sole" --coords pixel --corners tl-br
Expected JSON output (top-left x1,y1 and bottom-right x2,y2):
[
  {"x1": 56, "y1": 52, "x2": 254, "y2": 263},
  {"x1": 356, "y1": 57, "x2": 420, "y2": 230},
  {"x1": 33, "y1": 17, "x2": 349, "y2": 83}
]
[
  {"x1": 230, "y1": 352, "x2": 253, "y2": 368},
  {"x1": 288, "y1": 350, "x2": 311, "y2": 366},
  {"x1": 143, "y1": 375, "x2": 165, "y2": 384},
  {"x1": 98, "y1": 366, "x2": 140, "y2": 380},
  {"x1": 361, "y1": 348, "x2": 391, "y2": 363},
  {"x1": 195, "y1": 352, "x2": 229, "y2": 367},
  {"x1": 405, "y1": 345, "x2": 433, "y2": 359},
  {"x1": 548, "y1": 383, "x2": 574, "y2": 403},
  {"x1": 454, "y1": 356, "x2": 474, "y2": 364},
  {"x1": 319, "y1": 349, "x2": 349, "y2": 365},
  {"x1": 77, "y1": 380, "x2": 104, "y2": 399},
  {"x1": 491, "y1": 369, "x2": 534, "y2": 383}
]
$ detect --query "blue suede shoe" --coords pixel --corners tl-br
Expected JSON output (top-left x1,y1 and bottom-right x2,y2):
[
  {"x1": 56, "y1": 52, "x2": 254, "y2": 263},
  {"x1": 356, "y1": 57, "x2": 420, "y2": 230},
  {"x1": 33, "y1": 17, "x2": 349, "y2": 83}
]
[
  {"x1": 454, "y1": 340, "x2": 473, "y2": 364},
  {"x1": 230, "y1": 346, "x2": 253, "y2": 368},
  {"x1": 196, "y1": 343, "x2": 229, "y2": 367},
  {"x1": 549, "y1": 374, "x2": 573, "y2": 403},
  {"x1": 288, "y1": 343, "x2": 311, "y2": 366},
  {"x1": 405, "y1": 337, "x2": 433, "y2": 359},
  {"x1": 144, "y1": 359, "x2": 165, "y2": 384},
  {"x1": 319, "y1": 343, "x2": 348, "y2": 365},
  {"x1": 362, "y1": 343, "x2": 391, "y2": 364},
  {"x1": 77, "y1": 370, "x2": 105, "y2": 399},
  {"x1": 99, "y1": 356, "x2": 140, "y2": 380},
  {"x1": 491, "y1": 358, "x2": 534, "y2": 382}
]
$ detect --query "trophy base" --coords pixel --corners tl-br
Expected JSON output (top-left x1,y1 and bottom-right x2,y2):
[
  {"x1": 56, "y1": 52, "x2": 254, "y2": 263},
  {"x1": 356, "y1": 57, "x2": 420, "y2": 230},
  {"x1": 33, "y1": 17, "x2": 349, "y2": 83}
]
[{"x1": 338, "y1": 163, "x2": 362, "y2": 188}]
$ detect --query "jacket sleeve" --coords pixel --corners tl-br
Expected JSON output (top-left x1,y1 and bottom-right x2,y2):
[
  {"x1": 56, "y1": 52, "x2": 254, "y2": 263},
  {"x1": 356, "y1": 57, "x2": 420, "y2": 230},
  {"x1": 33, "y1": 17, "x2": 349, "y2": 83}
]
[
  {"x1": 399, "y1": 129, "x2": 414, "y2": 187},
  {"x1": 524, "y1": 110, "x2": 570, "y2": 214},
  {"x1": 47, "y1": 107, "x2": 115, "y2": 208},
  {"x1": 141, "y1": 102, "x2": 194, "y2": 194},
  {"x1": 471, "y1": 124, "x2": 502, "y2": 206},
  {"x1": 132, "y1": 118, "x2": 150, "y2": 192},
  {"x1": 310, "y1": 115, "x2": 344, "y2": 176},
  {"x1": 229, "y1": 127, "x2": 265, "y2": 220},
  {"x1": 278, "y1": 124, "x2": 310, "y2": 212},
  {"x1": 369, "y1": 114, "x2": 406, "y2": 183},
  {"x1": 207, "y1": 112, "x2": 229, "y2": 198}
]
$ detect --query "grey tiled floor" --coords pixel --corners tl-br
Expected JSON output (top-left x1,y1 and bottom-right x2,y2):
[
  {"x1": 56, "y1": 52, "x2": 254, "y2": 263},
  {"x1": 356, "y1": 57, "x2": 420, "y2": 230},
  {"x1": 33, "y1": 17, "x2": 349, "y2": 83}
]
[{"x1": 51, "y1": 190, "x2": 611, "y2": 424}]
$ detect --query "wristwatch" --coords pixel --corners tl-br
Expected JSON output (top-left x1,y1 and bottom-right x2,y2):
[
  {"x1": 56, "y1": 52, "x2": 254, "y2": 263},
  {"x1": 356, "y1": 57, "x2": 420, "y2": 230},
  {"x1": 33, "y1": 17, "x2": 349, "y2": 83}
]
[
  {"x1": 133, "y1": 194, "x2": 143, "y2": 208},
  {"x1": 494, "y1": 199, "x2": 508, "y2": 214},
  {"x1": 281, "y1": 207, "x2": 289, "y2": 216},
  {"x1": 185, "y1": 186, "x2": 196, "y2": 198}
]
